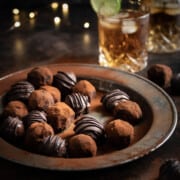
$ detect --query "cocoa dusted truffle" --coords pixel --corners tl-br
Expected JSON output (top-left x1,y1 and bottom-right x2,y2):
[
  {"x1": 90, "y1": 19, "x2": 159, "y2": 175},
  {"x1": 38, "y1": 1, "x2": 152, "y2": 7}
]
[
  {"x1": 113, "y1": 100, "x2": 142, "y2": 125},
  {"x1": 0, "y1": 116, "x2": 25, "y2": 143},
  {"x1": 101, "y1": 89, "x2": 129, "y2": 113},
  {"x1": 28, "y1": 89, "x2": 54, "y2": 111},
  {"x1": 25, "y1": 122, "x2": 54, "y2": 151},
  {"x1": 37, "y1": 135, "x2": 67, "y2": 157},
  {"x1": 53, "y1": 71, "x2": 77, "y2": 99},
  {"x1": 40, "y1": 85, "x2": 61, "y2": 102},
  {"x1": 47, "y1": 102, "x2": 75, "y2": 133},
  {"x1": 105, "y1": 119, "x2": 134, "y2": 149},
  {"x1": 3, "y1": 100, "x2": 28, "y2": 119},
  {"x1": 74, "y1": 115, "x2": 106, "y2": 144},
  {"x1": 65, "y1": 92, "x2": 90, "y2": 118},
  {"x1": 3, "y1": 80, "x2": 35, "y2": 105},
  {"x1": 27, "y1": 66, "x2": 53, "y2": 88},
  {"x1": 72, "y1": 80, "x2": 96, "y2": 101},
  {"x1": 147, "y1": 64, "x2": 173, "y2": 88},
  {"x1": 23, "y1": 110, "x2": 47, "y2": 129},
  {"x1": 158, "y1": 159, "x2": 180, "y2": 180},
  {"x1": 68, "y1": 134, "x2": 97, "y2": 158}
]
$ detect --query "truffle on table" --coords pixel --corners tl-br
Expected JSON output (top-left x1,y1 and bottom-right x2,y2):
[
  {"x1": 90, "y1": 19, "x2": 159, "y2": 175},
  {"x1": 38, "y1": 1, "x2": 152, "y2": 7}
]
[
  {"x1": 158, "y1": 159, "x2": 180, "y2": 180},
  {"x1": 40, "y1": 85, "x2": 61, "y2": 103},
  {"x1": 3, "y1": 100, "x2": 28, "y2": 119},
  {"x1": 72, "y1": 80, "x2": 96, "y2": 101},
  {"x1": 46, "y1": 102, "x2": 75, "y2": 133},
  {"x1": 24, "y1": 122, "x2": 54, "y2": 152},
  {"x1": 65, "y1": 92, "x2": 90, "y2": 118},
  {"x1": 105, "y1": 119, "x2": 134, "y2": 149},
  {"x1": 171, "y1": 73, "x2": 180, "y2": 95},
  {"x1": 101, "y1": 89, "x2": 129, "y2": 113},
  {"x1": 53, "y1": 71, "x2": 77, "y2": 99},
  {"x1": 113, "y1": 100, "x2": 142, "y2": 125},
  {"x1": 27, "y1": 66, "x2": 53, "y2": 88},
  {"x1": 28, "y1": 89, "x2": 54, "y2": 111},
  {"x1": 147, "y1": 64, "x2": 173, "y2": 88},
  {"x1": 68, "y1": 134, "x2": 97, "y2": 158}
]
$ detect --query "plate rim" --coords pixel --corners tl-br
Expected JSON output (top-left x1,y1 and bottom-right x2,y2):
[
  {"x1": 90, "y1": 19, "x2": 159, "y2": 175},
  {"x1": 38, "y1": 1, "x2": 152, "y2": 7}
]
[{"x1": 0, "y1": 63, "x2": 178, "y2": 171}]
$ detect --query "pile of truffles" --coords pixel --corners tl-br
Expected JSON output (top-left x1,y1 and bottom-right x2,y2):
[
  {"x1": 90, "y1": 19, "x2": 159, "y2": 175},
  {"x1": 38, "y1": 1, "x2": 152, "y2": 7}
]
[{"x1": 0, "y1": 66, "x2": 143, "y2": 158}]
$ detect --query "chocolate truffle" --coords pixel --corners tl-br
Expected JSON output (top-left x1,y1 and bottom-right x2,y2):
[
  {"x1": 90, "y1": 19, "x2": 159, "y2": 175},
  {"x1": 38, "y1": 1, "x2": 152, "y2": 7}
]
[
  {"x1": 72, "y1": 80, "x2": 96, "y2": 101},
  {"x1": 27, "y1": 66, "x2": 53, "y2": 88},
  {"x1": 158, "y1": 159, "x2": 180, "y2": 180},
  {"x1": 101, "y1": 89, "x2": 129, "y2": 113},
  {"x1": 0, "y1": 116, "x2": 25, "y2": 143},
  {"x1": 171, "y1": 73, "x2": 180, "y2": 95},
  {"x1": 23, "y1": 110, "x2": 47, "y2": 129},
  {"x1": 3, "y1": 80, "x2": 35, "y2": 105},
  {"x1": 105, "y1": 119, "x2": 134, "y2": 149},
  {"x1": 68, "y1": 134, "x2": 97, "y2": 158},
  {"x1": 65, "y1": 92, "x2": 90, "y2": 117},
  {"x1": 113, "y1": 100, "x2": 142, "y2": 125},
  {"x1": 53, "y1": 71, "x2": 77, "y2": 99},
  {"x1": 147, "y1": 64, "x2": 173, "y2": 88},
  {"x1": 28, "y1": 89, "x2": 54, "y2": 111},
  {"x1": 40, "y1": 85, "x2": 61, "y2": 102},
  {"x1": 3, "y1": 100, "x2": 28, "y2": 119},
  {"x1": 47, "y1": 102, "x2": 75, "y2": 133},
  {"x1": 74, "y1": 115, "x2": 105, "y2": 144},
  {"x1": 25, "y1": 122, "x2": 54, "y2": 151},
  {"x1": 37, "y1": 135, "x2": 67, "y2": 157}
]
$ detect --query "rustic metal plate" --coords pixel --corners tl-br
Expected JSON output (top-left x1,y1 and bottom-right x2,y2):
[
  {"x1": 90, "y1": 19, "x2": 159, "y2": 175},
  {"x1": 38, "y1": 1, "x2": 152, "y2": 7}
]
[{"x1": 0, "y1": 63, "x2": 177, "y2": 171}]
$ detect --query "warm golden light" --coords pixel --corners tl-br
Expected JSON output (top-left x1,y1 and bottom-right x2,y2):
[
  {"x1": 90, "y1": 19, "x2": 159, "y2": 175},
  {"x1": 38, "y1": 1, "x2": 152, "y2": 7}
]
[
  {"x1": 51, "y1": 2, "x2": 59, "y2": 10},
  {"x1": 54, "y1": 16, "x2": 61, "y2": 25},
  {"x1": 62, "y1": 3, "x2": 69, "y2": 14},
  {"x1": 29, "y1": 12, "x2": 36, "y2": 19},
  {"x1": 83, "y1": 33, "x2": 91, "y2": 45},
  {"x1": 14, "y1": 21, "x2": 21, "y2": 28},
  {"x1": 12, "y1": 8, "x2": 20, "y2": 15},
  {"x1": 83, "y1": 22, "x2": 90, "y2": 29}
]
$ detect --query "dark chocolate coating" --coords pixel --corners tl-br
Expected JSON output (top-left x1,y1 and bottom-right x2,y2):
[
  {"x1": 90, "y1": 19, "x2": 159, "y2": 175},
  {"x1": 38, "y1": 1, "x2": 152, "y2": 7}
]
[
  {"x1": 159, "y1": 159, "x2": 180, "y2": 180},
  {"x1": 53, "y1": 71, "x2": 77, "y2": 99},
  {"x1": 23, "y1": 110, "x2": 47, "y2": 129},
  {"x1": 3, "y1": 81, "x2": 35, "y2": 105},
  {"x1": 74, "y1": 115, "x2": 105, "y2": 144},
  {"x1": 0, "y1": 116, "x2": 25, "y2": 143},
  {"x1": 101, "y1": 89, "x2": 129, "y2": 112},
  {"x1": 37, "y1": 135, "x2": 67, "y2": 157},
  {"x1": 65, "y1": 92, "x2": 90, "y2": 118}
]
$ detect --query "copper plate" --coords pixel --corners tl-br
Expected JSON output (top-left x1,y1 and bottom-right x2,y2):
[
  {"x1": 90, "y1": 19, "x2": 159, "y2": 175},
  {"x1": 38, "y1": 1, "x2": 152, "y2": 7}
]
[{"x1": 0, "y1": 63, "x2": 177, "y2": 171}]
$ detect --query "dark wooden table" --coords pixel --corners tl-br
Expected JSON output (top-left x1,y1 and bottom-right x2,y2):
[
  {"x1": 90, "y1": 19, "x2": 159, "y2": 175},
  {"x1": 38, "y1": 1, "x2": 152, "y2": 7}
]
[{"x1": 0, "y1": 2, "x2": 179, "y2": 180}]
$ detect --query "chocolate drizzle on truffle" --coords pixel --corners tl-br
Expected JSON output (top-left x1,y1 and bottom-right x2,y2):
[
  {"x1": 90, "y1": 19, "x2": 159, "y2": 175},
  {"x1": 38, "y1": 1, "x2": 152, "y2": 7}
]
[
  {"x1": 23, "y1": 110, "x2": 47, "y2": 129},
  {"x1": 53, "y1": 71, "x2": 77, "y2": 99},
  {"x1": 37, "y1": 135, "x2": 67, "y2": 157},
  {"x1": 0, "y1": 116, "x2": 25, "y2": 143},
  {"x1": 65, "y1": 92, "x2": 90, "y2": 117},
  {"x1": 159, "y1": 159, "x2": 180, "y2": 180},
  {"x1": 3, "y1": 81, "x2": 35, "y2": 105},
  {"x1": 101, "y1": 89, "x2": 129, "y2": 112},
  {"x1": 74, "y1": 115, "x2": 105, "y2": 144}
]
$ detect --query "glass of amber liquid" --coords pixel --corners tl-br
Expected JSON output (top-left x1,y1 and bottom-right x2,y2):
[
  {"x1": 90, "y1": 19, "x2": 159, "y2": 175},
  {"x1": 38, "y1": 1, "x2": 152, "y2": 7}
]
[{"x1": 98, "y1": 1, "x2": 150, "y2": 73}]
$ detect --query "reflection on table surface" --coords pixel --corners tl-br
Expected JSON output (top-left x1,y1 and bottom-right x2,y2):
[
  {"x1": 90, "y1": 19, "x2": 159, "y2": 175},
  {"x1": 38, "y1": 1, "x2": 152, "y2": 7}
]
[{"x1": 0, "y1": 1, "x2": 179, "y2": 180}]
